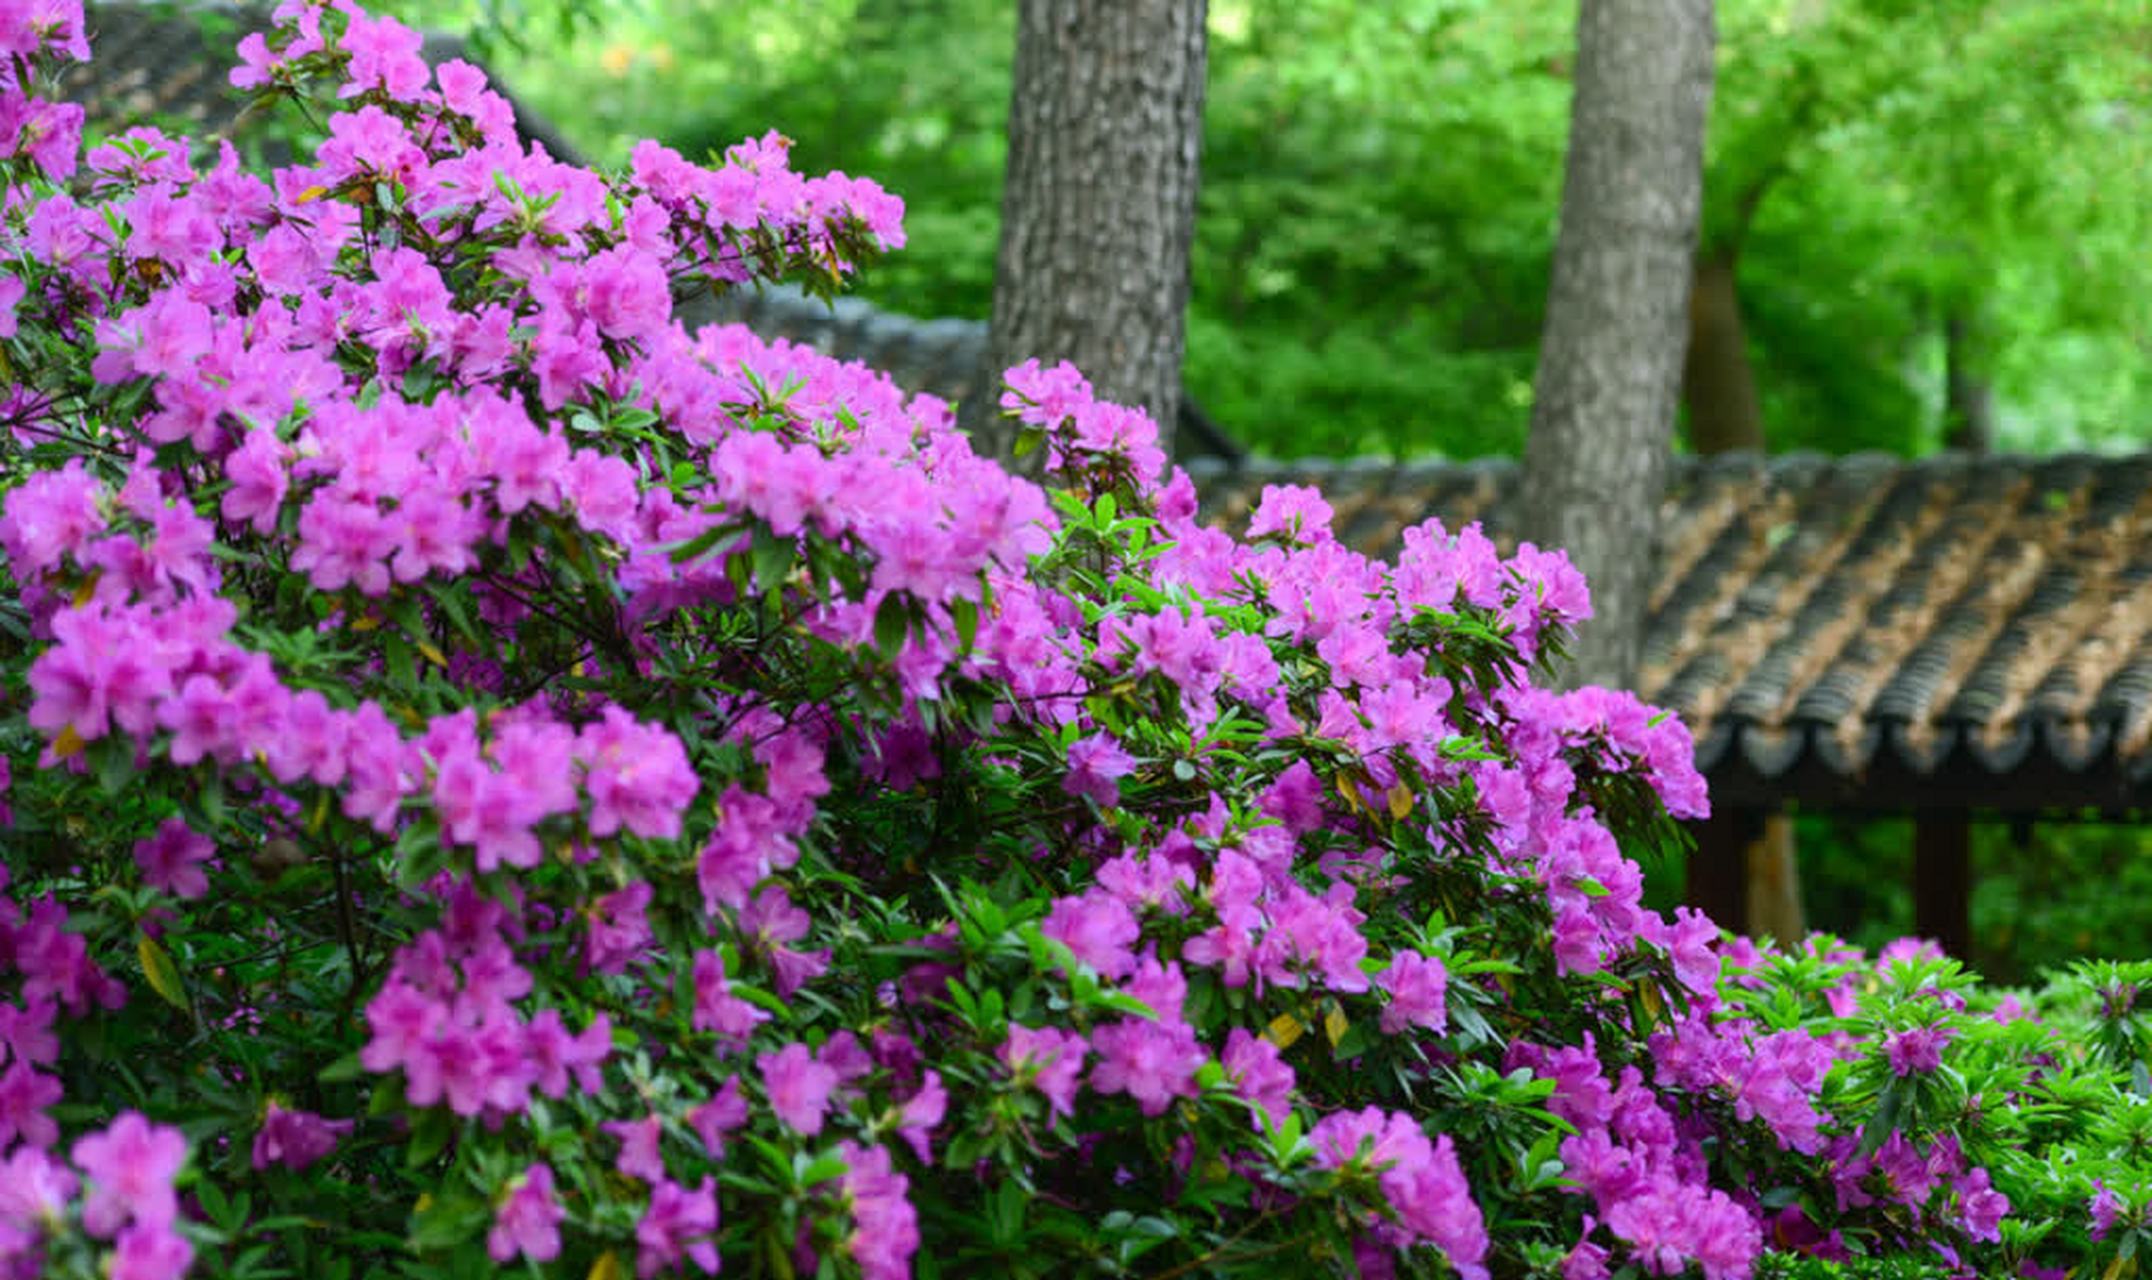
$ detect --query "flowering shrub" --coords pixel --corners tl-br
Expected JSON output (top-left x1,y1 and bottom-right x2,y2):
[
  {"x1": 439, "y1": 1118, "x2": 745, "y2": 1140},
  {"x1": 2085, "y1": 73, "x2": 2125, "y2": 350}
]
[{"x1": 0, "y1": 4, "x2": 2142, "y2": 1278}]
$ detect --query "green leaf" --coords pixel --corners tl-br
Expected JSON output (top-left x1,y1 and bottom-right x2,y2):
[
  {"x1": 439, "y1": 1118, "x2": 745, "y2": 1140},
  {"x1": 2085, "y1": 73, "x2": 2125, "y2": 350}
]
[
  {"x1": 951, "y1": 595, "x2": 979, "y2": 652},
  {"x1": 137, "y1": 933, "x2": 190, "y2": 1013},
  {"x1": 797, "y1": 1150, "x2": 849, "y2": 1187},
  {"x1": 195, "y1": 1178, "x2": 235, "y2": 1232},
  {"x1": 368, "y1": 1078, "x2": 407, "y2": 1118},
  {"x1": 751, "y1": 523, "x2": 794, "y2": 589},
  {"x1": 317, "y1": 1052, "x2": 365, "y2": 1084},
  {"x1": 1857, "y1": 1080, "x2": 1904, "y2": 1161},
  {"x1": 873, "y1": 592, "x2": 911, "y2": 659},
  {"x1": 407, "y1": 1192, "x2": 484, "y2": 1250},
  {"x1": 405, "y1": 1108, "x2": 455, "y2": 1169},
  {"x1": 94, "y1": 736, "x2": 135, "y2": 797},
  {"x1": 668, "y1": 521, "x2": 735, "y2": 565},
  {"x1": 383, "y1": 630, "x2": 415, "y2": 686}
]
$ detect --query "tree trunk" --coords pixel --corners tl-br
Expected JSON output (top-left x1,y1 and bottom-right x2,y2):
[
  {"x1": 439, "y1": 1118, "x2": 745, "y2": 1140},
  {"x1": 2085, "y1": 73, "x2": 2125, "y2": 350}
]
[
  {"x1": 1681, "y1": 252, "x2": 1802, "y2": 942},
  {"x1": 1520, "y1": 0, "x2": 1716, "y2": 691},
  {"x1": 1682, "y1": 253, "x2": 1764, "y2": 453},
  {"x1": 1943, "y1": 306, "x2": 1996, "y2": 452},
  {"x1": 973, "y1": 0, "x2": 1207, "y2": 459}
]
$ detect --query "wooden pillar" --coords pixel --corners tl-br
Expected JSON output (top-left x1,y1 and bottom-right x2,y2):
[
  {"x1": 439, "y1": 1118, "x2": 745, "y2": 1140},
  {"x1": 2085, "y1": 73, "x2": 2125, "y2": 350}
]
[
  {"x1": 1685, "y1": 809, "x2": 1756, "y2": 935},
  {"x1": 1913, "y1": 812, "x2": 1972, "y2": 958},
  {"x1": 1745, "y1": 815, "x2": 1806, "y2": 944}
]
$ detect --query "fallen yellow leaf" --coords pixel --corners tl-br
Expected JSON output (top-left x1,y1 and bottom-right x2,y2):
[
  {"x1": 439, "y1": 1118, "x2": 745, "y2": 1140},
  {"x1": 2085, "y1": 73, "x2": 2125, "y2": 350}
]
[
  {"x1": 1336, "y1": 775, "x2": 1364, "y2": 814},
  {"x1": 137, "y1": 934, "x2": 189, "y2": 1012}
]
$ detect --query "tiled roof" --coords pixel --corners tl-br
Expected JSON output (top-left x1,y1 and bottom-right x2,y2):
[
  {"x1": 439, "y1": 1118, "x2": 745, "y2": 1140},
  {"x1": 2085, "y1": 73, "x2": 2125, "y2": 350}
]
[{"x1": 1187, "y1": 451, "x2": 2152, "y2": 814}]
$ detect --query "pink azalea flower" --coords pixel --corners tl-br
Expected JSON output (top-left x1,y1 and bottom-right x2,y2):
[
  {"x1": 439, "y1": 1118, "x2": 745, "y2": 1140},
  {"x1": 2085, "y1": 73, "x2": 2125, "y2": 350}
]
[
  {"x1": 251, "y1": 1102, "x2": 352, "y2": 1172},
  {"x1": 635, "y1": 1178, "x2": 719, "y2": 1278},
  {"x1": 72, "y1": 1112, "x2": 186, "y2": 1237},
  {"x1": 488, "y1": 1164, "x2": 564, "y2": 1264},
  {"x1": 1377, "y1": 950, "x2": 1450, "y2": 1036},
  {"x1": 1062, "y1": 730, "x2": 1137, "y2": 807},
  {"x1": 1040, "y1": 890, "x2": 1139, "y2": 981},
  {"x1": 691, "y1": 950, "x2": 769, "y2": 1045},
  {"x1": 1088, "y1": 1018, "x2": 1205, "y2": 1117},
  {"x1": 1000, "y1": 1024, "x2": 1085, "y2": 1120},
  {"x1": 688, "y1": 1078, "x2": 749, "y2": 1157},
  {"x1": 758, "y1": 1042, "x2": 838, "y2": 1136},
  {"x1": 0, "y1": 1063, "x2": 61, "y2": 1150},
  {"x1": 109, "y1": 1222, "x2": 194, "y2": 1280},
  {"x1": 837, "y1": 1141, "x2": 918, "y2": 1280},
  {"x1": 605, "y1": 1114, "x2": 666, "y2": 1184},
  {"x1": 133, "y1": 818, "x2": 213, "y2": 900},
  {"x1": 1221, "y1": 1028, "x2": 1294, "y2": 1129}
]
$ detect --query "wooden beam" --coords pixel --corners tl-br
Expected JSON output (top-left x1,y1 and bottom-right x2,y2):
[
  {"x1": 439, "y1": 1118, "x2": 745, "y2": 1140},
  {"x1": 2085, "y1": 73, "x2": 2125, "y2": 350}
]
[
  {"x1": 1913, "y1": 813, "x2": 1973, "y2": 958},
  {"x1": 1744, "y1": 815, "x2": 1806, "y2": 945},
  {"x1": 1685, "y1": 810, "x2": 1755, "y2": 935}
]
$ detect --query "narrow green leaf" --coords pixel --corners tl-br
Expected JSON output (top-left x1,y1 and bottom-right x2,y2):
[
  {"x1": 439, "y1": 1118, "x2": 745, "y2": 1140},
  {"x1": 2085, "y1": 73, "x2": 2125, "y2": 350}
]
[
  {"x1": 873, "y1": 593, "x2": 910, "y2": 659},
  {"x1": 137, "y1": 933, "x2": 189, "y2": 1013},
  {"x1": 404, "y1": 1108, "x2": 455, "y2": 1169}
]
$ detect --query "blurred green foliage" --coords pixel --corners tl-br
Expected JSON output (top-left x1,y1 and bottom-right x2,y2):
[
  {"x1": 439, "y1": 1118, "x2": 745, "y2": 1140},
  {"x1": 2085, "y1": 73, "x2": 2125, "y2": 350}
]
[
  {"x1": 1795, "y1": 816, "x2": 2152, "y2": 986},
  {"x1": 430, "y1": 0, "x2": 2150, "y2": 461}
]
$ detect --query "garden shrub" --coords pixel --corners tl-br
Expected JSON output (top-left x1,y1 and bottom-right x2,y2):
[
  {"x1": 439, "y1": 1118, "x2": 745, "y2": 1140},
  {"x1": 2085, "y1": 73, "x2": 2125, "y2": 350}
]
[{"x1": 0, "y1": 4, "x2": 2140, "y2": 1279}]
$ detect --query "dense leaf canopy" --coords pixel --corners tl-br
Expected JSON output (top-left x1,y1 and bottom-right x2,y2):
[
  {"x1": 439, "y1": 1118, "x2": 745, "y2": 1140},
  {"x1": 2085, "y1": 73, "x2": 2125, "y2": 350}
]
[{"x1": 448, "y1": 0, "x2": 2152, "y2": 460}]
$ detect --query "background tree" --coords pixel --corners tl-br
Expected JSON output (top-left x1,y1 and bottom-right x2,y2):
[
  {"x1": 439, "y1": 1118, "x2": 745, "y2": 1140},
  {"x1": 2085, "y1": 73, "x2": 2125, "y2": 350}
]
[
  {"x1": 974, "y1": 0, "x2": 1209, "y2": 453},
  {"x1": 464, "y1": 0, "x2": 2150, "y2": 463},
  {"x1": 1687, "y1": 0, "x2": 2152, "y2": 457},
  {"x1": 1519, "y1": 0, "x2": 1715, "y2": 690}
]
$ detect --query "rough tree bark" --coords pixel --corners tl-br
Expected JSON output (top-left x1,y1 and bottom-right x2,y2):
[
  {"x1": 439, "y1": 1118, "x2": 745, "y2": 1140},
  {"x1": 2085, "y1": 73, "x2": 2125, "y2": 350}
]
[
  {"x1": 1521, "y1": 0, "x2": 1716, "y2": 691},
  {"x1": 973, "y1": 0, "x2": 1208, "y2": 459}
]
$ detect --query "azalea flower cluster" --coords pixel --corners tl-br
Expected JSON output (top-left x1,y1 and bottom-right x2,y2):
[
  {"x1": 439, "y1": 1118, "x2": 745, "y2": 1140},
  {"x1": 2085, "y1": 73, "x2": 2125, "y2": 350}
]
[
  {"x1": 0, "y1": 3, "x2": 2126, "y2": 1279},
  {"x1": 0, "y1": 1112, "x2": 193, "y2": 1280}
]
